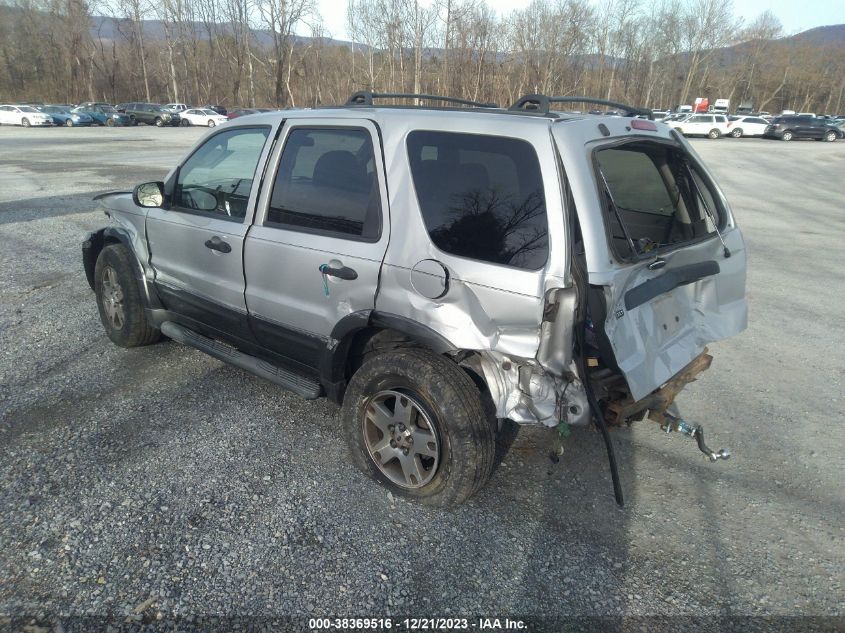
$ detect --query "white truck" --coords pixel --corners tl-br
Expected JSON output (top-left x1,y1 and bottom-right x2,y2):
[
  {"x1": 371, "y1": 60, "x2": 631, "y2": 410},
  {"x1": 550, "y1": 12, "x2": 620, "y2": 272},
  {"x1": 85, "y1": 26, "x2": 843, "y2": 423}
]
[{"x1": 713, "y1": 99, "x2": 730, "y2": 114}]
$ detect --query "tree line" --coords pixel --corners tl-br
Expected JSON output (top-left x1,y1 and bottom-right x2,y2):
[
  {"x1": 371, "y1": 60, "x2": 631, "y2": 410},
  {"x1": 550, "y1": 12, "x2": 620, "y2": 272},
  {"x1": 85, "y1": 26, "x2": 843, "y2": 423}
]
[{"x1": 1, "y1": 0, "x2": 843, "y2": 114}]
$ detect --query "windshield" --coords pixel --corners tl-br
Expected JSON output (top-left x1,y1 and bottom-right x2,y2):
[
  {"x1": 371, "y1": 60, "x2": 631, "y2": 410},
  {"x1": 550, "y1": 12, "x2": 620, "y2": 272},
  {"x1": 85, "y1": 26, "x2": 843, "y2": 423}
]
[
  {"x1": 101, "y1": 106, "x2": 116, "y2": 113},
  {"x1": 19, "y1": 106, "x2": 39, "y2": 113},
  {"x1": 200, "y1": 109, "x2": 218, "y2": 115}
]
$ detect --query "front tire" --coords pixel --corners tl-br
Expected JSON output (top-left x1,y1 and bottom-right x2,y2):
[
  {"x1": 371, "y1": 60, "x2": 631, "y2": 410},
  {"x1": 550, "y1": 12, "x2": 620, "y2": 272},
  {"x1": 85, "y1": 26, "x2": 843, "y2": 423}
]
[
  {"x1": 708, "y1": 128, "x2": 721, "y2": 139},
  {"x1": 207, "y1": 120, "x2": 216, "y2": 127},
  {"x1": 341, "y1": 349, "x2": 495, "y2": 507},
  {"x1": 22, "y1": 118, "x2": 30, "y2": 128},
  {"x1": 781, "y1": 130, "x2": 793, "y2": 141},
  {"x1": 94, "y1": 244, "x2": 161, "y2": 348},
  {"x1": 106, "y1": 117, "x2": 115, "y2": 127},
  {"x1": 730, "y1": 128, "x2": 743, "y2": 138},
  {"x1": 824, "y1": 131, "x2": 837, "y2": 142},
  {"x1": 154, "y1": 117, "x2": 163, "y2": 127},
  {"x1": 65, "y1": 119, "x2": 74, "y2": 127}
]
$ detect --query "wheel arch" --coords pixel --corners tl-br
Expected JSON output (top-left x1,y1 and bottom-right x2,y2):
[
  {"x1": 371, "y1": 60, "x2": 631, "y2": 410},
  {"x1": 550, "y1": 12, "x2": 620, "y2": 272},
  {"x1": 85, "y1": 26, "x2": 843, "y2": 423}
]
[
  {"x1": 320, "y1": 311, "x2": 459, "y2": 404},
  {"x1": 82, "y1": 227, "x2": 162, "y2": 310}
]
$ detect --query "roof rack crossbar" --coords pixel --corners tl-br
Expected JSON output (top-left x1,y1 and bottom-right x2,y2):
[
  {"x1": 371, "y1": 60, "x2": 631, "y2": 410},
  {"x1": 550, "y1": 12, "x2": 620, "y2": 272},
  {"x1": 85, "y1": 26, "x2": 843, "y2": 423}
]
[
  {"x1": 345, "y1": 91, "x2": 498, "y2": 109},
  {"x1": 509, "y1": 94, "x2": 652, "y2": 119}
]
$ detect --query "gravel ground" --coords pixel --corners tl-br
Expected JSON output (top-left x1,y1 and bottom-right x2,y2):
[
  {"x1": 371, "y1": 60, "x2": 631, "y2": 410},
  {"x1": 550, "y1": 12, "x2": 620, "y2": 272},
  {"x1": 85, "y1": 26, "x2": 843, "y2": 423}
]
[{"x1": 0, "y1": 126, "x2": 843, "y2": 632}]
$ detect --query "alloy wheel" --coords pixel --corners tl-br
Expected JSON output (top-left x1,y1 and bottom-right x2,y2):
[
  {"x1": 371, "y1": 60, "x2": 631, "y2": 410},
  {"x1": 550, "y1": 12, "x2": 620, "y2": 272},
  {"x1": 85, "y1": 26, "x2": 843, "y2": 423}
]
[
  {"x1": 362, "y1": 389, "x2": 440, "y2": 488},
  {"x1": 100, "y1": 266, "x2": 125, "y2": 330}
]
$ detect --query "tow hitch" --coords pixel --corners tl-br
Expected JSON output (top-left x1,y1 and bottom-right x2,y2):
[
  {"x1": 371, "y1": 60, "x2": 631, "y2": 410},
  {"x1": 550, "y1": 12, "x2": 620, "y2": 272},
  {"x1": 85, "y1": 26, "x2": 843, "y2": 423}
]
[{"x1": 661, "y1": 411, "x2": 731, "y2": 462}]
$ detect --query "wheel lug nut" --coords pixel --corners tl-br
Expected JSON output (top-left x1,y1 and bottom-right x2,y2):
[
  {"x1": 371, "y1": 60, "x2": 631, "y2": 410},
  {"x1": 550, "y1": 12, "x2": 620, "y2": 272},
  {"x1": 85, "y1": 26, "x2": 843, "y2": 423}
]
[
  {"x1": 388, "y1": 425, "x2": 394, "y2": 431},
  {"x1": 403, "y1": 448, "x2": 409, "y2": 455},
  {"x1": 399, "y1": 424, "x2": 405, "y2": 431},
  {"x1": 390, "y1": 440, "x2": 397, "y2": 448}
]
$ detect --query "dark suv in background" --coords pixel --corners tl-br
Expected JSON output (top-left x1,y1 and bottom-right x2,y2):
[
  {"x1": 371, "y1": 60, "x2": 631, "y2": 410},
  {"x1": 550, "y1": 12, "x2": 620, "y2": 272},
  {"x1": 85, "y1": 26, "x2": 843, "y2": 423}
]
[
  {"x1": 764, "y1": 115, "x2": 843, "y2": 141},
  {"x1": 117, "y1": 103, "x2": 181, "y2": 127}
]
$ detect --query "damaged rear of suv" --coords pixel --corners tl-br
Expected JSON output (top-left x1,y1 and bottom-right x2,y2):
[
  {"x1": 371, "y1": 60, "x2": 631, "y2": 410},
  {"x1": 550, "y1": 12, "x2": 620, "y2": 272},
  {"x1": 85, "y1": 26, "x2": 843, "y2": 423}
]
[{"x1": 83, "y1": 92, "x2": 746, "y2": 507}]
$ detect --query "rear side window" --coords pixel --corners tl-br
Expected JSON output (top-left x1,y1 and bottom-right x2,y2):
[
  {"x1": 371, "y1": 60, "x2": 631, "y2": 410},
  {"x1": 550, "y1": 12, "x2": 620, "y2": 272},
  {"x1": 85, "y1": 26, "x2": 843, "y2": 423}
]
[
  {"x1": 596, "y1": 142, "x2": 724, "y2": 261},
  {"x1": 406, "y1": 131, "x2": 548, "y2": 270},
  {"x1": 266, "y1": 127, "x2": 381, "y2": 240}
]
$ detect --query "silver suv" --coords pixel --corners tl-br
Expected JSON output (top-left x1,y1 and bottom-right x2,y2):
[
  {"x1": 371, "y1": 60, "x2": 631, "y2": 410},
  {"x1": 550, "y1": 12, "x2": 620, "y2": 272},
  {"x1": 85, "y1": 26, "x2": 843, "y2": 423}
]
[{"x1": 82, "y1": 93, "x2": 747, "y2": 506}]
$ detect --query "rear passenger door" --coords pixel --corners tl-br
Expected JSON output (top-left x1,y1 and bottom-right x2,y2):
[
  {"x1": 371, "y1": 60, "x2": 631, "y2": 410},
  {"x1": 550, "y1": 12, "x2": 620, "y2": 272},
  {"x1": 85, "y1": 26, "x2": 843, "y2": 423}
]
[{"x1": 244, "y1": 119, "x2": 390, "y2": 369}]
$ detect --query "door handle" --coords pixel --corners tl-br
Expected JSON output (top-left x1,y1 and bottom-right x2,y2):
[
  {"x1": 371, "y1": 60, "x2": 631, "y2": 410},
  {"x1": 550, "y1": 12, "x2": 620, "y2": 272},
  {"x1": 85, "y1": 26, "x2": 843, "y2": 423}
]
[
  {"x1": 204, "y1": 236, "x2": 232, "y2": 253},
  {"x1": 648, "y1": 258, "x2": 666, "y2": 270},
  {"x1": 319, "y1": 263, "x2": 358, "y2": 280}
]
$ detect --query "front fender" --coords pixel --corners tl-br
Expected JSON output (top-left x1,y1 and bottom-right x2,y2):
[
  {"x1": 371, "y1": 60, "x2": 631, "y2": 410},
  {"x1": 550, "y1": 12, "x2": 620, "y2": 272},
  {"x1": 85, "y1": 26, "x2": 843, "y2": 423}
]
[{"x1": 81, "y1": 225, "x2": 163, "y2": 311}]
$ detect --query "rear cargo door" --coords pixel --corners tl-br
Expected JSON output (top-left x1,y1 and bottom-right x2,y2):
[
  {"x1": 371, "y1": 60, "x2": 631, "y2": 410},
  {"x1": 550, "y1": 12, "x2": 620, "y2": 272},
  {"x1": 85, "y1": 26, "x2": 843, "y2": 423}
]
[{"x1": 556, "y1": 127, "x2": 747, "y2": 400}]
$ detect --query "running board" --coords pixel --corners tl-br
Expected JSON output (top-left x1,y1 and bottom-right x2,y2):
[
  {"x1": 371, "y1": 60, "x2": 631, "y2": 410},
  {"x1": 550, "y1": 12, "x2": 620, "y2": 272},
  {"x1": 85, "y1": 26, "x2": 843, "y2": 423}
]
[{"x1": 160, "y1": 321, "x2": 322, "y2": 400}]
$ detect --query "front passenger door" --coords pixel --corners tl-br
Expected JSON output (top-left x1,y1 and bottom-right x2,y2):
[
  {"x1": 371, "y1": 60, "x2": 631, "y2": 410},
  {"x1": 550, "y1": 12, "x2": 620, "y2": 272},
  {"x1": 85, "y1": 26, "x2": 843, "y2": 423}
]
[{"x1": 146, "y1": 124, "x2": 276, "y2": 341}]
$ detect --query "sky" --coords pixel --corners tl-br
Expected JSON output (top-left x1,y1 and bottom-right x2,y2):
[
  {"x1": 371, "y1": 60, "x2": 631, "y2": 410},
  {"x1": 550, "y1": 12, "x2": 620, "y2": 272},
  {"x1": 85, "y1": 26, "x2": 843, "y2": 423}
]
[{"x1": 313, "y1": 0, "x2": 845, "y2": 41}]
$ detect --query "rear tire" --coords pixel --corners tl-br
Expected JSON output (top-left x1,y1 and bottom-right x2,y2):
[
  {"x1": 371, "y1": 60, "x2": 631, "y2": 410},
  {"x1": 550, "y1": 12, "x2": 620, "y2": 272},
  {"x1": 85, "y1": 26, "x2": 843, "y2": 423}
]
[
  {"x1": 341, "y1": 349, "x2": 495, "y2": 507},
  {"x1": 94, "y1": 244, "x2": 161, "y2": 348},
  {"x1": 781, "y1": 130, "x2": 793, "y2": 141},
  {"x1": 730, "y1": 128, "x2": 743, "y2": 138},
  {"x1": 708, "y1": 128, "x2": 721, "y2": 139}
]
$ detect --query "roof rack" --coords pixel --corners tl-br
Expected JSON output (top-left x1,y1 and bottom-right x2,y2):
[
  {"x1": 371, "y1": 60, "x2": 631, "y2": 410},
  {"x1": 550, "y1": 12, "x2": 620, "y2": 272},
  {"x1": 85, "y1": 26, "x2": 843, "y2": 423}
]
[
  {"x1": 345, "y1": 91, "x2": 499, "y2": 109},
  {"x1": 509, "y1": 94, "x2": 652, "y2": 119}
]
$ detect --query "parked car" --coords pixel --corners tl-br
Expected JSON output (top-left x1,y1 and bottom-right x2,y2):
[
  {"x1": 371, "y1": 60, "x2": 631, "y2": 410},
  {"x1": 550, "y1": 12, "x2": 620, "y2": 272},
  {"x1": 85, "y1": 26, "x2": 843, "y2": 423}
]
[
  {"x1": 82, "y1": 92, "x2": 746, "y2": 506},
  {"x1": 74, "y1": 104, "x2": 132, "y2": 127},
  {"x1": 37, "y1": 105, "x2": 94, "y2": 127},
  {"x1": 227, "y1": 108, "x2": 258, "y2": 120},
  {"x1": 650, "y1": 109, "x2": 671, "y2": 120},
  {"x1": 0, "y1": 104, "x2": 54, "y2": 127},
  {"x1": 726, "y1": 115, "x2": 770, "y2": 138},
  {"x1": 119, "y1": 103, "x2": 181, "y2": 127},
  {"x1": 180, "y1": 108, "x2": 228, "y2": 127},
  {"x1": 78, "y1": 101, "x2": 114, "y2": 110},
  {"x1": 764, "y1": 115, "x2": 844, "y2": 141},
  {"x1": 668, "y1": 113, "x2": 731, "y2": 138},
  {"x1": 164, "y1": 103, "x2": 189, "y2": 113},
  {"x1": 204, "y1": 104, "x2": 227, "y2": 116}
]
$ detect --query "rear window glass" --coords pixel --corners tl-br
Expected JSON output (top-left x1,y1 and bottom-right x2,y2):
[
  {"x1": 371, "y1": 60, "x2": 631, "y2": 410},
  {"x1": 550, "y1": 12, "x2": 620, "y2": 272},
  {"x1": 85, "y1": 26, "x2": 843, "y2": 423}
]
[
  {"x1": 596, "y1": 142, "x2": 724, "y2": 260},
  {"x1": 407, "y1": 131, "x2": 548, "y2": 270}
]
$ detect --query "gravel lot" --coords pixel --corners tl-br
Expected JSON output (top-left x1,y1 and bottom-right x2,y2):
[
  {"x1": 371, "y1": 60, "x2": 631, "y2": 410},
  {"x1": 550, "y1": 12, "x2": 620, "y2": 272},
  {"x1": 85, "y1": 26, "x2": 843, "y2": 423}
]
[{"x1": 1, "y1": 125, "x2": 843, "y2": 632}]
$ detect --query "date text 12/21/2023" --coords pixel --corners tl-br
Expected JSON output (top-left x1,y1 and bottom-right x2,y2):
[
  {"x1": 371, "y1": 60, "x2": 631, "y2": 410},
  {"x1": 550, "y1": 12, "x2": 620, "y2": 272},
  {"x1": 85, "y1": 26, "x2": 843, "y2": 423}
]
[{"x1": 308, "y1": 617, "x2": 527, "y2": 630}]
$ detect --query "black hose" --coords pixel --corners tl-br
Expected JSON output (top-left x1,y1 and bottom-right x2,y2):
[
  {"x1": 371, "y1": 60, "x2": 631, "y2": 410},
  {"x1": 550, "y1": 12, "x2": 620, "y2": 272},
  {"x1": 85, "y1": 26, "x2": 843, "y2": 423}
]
[
  {"x1": 575, "y1": 323, "x2": 625, "y2": 507},
  {"x1": 571, "y1": 262, "x2": 625, "y2": 507},
  {"x1": 563, "y1": 162, "x2": 624, "y2": 507}
]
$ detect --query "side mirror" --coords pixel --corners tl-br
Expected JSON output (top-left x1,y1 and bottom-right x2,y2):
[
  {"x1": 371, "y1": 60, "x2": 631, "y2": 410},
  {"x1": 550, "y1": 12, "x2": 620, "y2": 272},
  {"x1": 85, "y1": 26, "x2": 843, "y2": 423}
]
[{"x1": 133, "y1": 181, "x2": 165, "y2": 208}]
